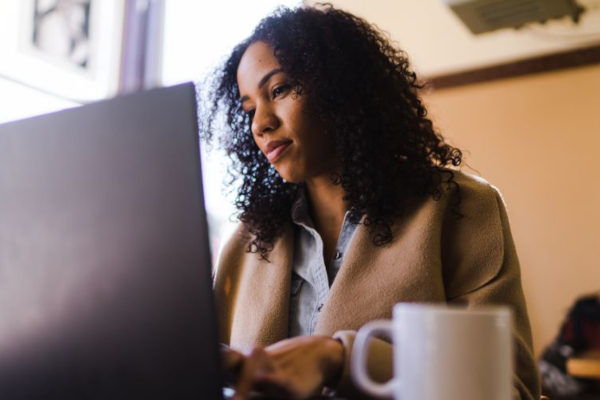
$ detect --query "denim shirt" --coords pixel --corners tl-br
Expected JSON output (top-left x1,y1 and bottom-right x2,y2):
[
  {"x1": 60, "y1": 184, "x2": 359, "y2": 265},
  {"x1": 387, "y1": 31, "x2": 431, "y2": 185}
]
[{"x1": 288, "y1": 188, "x2": 358, "y2": 337}]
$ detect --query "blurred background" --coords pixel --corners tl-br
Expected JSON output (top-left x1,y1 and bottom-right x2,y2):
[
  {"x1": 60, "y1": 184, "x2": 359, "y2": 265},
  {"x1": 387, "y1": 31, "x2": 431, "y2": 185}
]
[{"x1": 1, "y1": 0, "x2": 599, "y2": 367}]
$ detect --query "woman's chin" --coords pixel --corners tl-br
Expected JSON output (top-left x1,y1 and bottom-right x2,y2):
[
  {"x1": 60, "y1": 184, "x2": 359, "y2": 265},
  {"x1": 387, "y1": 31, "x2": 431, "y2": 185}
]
[
  {"x1": 274, "y1": 167, "x2": 304, "y2": 184},
  {"x1": 278, "y1": 173, "x2": 303, "y2": 184}
]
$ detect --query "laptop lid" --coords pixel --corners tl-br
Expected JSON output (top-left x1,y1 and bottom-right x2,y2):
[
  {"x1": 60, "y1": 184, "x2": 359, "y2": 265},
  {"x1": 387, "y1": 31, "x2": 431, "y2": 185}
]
[{"x1": 0, "y1": 83, "x2": 222, "y2": 399}]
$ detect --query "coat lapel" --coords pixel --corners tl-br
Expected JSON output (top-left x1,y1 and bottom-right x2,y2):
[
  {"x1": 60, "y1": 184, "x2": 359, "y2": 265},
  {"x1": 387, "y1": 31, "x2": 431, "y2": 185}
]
[
  {"x1": 229, "y1": 224, "x2": 294, "y2": 349},
  {"x1": 315, "y1": 198, "x2": 448, "y2": 335}
]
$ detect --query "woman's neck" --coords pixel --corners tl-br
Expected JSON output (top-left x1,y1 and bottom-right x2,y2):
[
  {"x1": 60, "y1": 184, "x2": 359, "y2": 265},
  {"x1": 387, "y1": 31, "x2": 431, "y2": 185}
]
[{"x1": 305, "y1": 173, "x2": 347, "y2": 262}]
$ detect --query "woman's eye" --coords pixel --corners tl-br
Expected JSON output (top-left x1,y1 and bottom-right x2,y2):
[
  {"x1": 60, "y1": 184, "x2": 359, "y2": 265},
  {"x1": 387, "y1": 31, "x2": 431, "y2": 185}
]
[
  {"x1": 246, "y1": 109, "x2": 255, "y2": 120},
  {"x1": 272, "y1": 84, "x2": 289, "y2": 99}
]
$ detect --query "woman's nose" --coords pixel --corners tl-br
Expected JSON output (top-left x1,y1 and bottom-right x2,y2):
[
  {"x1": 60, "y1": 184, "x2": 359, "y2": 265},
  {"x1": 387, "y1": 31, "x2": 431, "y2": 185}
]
[{"x1": 251, "y1": 104, "x2": 279, "y2": 136}]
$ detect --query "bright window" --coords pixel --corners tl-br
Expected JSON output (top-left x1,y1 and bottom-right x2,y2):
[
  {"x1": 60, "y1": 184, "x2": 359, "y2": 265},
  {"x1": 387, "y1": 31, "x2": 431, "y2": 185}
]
[
  {"x1": 0, "y1": 78, "x2": 79, "y2": 124},
  {"x1": 0, "y1": 0, "x2": 300, "y2": 260}
]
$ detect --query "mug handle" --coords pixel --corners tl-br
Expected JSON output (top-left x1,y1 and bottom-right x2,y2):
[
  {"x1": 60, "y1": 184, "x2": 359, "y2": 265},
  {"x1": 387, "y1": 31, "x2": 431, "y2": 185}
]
[{"x1": 351, "y1": 320, "x2": 399, "y2": 398}]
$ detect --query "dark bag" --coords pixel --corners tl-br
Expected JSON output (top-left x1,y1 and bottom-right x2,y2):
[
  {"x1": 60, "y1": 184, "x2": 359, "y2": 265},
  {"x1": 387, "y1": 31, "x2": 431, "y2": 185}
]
[{"x1": 539, "y1": 294, "x2": 600, "y2": 399}]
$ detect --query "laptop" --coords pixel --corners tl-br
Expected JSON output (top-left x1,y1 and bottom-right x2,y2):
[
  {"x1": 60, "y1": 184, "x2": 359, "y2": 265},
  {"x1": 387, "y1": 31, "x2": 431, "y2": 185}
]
[{"x1": 0, "y1": 83, "x2": 223, "y2": 399}]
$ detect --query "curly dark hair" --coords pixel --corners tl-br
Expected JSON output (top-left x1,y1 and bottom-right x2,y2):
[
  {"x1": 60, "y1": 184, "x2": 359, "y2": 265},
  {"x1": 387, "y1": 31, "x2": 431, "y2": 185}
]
[{"x1": 201, "y1": 4, "x2": 462, "y2": 258}]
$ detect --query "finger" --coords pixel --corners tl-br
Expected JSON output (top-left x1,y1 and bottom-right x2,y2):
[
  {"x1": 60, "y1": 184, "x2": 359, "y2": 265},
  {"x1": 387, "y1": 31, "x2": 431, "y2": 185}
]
[
  {"x1": 221, "y1": 347, "x2": 246, "y2": 384},
  {"x1": 253, "y1": 371, "x2": 293, "y2": 399},
  {"x1": 233, "y1": 347, "x2": 272, "y2": 400},
  {"x1": 222, "y1": 347, "x2": 245, "y2": 370}
]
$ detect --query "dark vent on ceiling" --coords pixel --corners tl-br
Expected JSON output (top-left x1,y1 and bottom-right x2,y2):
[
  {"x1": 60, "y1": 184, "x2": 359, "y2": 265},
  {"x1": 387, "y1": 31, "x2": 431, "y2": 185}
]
[
  {"x1": 475, "y1": 0, "x2": 542, "y2": 27},
  {"x1": 446, "y1": 0, "x2": 584, "y2": 34}
]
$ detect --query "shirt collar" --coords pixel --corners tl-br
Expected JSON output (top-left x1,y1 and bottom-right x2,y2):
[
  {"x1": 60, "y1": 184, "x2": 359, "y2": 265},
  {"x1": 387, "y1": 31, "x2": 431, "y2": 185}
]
[
  {"x1": 290, "y1": 185, "x2": 359, "y2": 229},
  {"x1": 290, "y1": 185, "x2": 314, "y2": 228}
]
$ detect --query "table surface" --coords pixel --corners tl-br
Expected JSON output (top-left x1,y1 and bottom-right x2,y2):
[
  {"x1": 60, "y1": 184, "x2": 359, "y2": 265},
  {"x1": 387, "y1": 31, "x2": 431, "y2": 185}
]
[{"x1": 567, "y1": 349, "x2": 600, "y2": 379}]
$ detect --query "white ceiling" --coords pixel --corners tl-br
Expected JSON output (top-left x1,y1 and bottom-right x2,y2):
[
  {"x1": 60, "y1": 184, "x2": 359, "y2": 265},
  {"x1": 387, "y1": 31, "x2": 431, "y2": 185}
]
[{"x1": 322, "y1": 0, "x2": 600, "y2": 77}]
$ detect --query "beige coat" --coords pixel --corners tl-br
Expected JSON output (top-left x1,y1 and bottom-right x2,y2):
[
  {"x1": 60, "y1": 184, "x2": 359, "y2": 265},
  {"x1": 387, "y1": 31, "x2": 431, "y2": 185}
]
[{"x1": 214, "y1": 172, "x2": 540, "y2": 400}]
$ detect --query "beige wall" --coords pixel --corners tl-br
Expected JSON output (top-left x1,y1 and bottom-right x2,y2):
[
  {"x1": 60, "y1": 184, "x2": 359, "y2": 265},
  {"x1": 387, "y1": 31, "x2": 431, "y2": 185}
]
[{"x1": 422, "y1": 64, "x2": 600, "y2": 355}]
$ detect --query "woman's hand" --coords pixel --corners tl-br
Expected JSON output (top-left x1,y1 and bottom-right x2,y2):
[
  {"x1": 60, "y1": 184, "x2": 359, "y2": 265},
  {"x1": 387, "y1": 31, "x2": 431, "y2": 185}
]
[{"x1": 221, "y1": 335, "x2": 344, "y2": 400}]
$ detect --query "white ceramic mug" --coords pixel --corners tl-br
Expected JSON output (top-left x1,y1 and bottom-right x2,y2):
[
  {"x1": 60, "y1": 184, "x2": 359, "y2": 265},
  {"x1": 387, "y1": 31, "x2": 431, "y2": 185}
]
[{"x1": 351, "y1": 303, "x2": 513, "y2": 400}]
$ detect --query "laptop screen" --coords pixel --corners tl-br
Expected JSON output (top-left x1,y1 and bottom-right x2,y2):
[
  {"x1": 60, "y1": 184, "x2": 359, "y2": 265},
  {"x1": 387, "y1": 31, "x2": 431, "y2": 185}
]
[{"x1": 0, "y1": 83, "x2": 222, "y2": 399}]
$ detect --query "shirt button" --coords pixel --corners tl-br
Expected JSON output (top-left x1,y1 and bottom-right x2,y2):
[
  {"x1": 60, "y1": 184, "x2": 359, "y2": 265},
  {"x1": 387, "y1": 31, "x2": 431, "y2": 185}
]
[{"x1": 334, "y1": 250, "x2": 342, "y2": 260}]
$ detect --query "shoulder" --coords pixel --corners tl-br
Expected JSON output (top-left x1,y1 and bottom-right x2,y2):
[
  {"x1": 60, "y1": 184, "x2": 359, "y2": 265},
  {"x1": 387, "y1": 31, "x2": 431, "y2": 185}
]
[
  {"x1": 215, "y1": 223, "x2": 253, "y2": 271},
  {"x1": 214, "y1": 221, "x2": 294, "y2": 276},
  {"x1": 444, "y1": 169, "x2": 504, "y2": 211},
  {"x1": 431, "y1": 169, "x2": 507, "y2": 233},
  {"x1": 438, "y1": 170, "x2": 513, "y2": 298},
  {"x1": 398, "y1": 169, "x2": 506, "y2": 234},
  {"x1": 442, "y1": 170, "x2": 509, "y2": 246}
]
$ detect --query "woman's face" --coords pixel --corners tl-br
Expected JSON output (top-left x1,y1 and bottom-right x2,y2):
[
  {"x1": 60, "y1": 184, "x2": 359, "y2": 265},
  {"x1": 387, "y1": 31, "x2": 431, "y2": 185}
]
[{"x1": 236, "y1": 41, "x2": 336, "y2": 183}]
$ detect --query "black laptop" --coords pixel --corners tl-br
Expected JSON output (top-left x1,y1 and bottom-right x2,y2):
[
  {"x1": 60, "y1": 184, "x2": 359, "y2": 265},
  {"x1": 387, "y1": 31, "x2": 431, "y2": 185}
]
[{"x1": 0, "y1": 83, "x2": 222, "y2": 399}]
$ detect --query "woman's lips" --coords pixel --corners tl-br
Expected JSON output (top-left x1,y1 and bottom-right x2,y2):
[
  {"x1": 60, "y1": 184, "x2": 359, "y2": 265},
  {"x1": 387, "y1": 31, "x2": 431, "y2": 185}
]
[{"x1": 266, "y1": 140, "x2": 292, "y2": 162}]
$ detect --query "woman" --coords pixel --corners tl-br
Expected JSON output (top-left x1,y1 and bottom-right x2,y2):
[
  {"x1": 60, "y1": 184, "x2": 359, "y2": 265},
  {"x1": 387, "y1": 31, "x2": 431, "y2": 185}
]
[{"x1": 203, "y1": 4, "x2": 540, "y2": 400}]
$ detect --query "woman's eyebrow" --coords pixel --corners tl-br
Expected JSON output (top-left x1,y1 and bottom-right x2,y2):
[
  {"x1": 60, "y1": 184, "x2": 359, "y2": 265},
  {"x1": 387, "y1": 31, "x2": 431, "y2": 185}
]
[
  {"x1": 258, "y1": 68, "x2": 283, "y2": 88},
  {"x1": 240, "y1": 68, "x2": 284, "y2": 104}
]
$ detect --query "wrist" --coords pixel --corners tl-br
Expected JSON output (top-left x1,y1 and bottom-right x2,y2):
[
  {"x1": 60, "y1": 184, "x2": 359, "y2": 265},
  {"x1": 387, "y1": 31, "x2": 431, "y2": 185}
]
[{"x1": 322, "y1": 336, "x2": 345, "y2": 388}]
